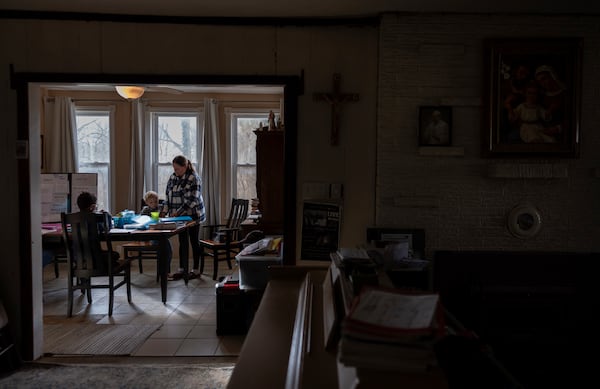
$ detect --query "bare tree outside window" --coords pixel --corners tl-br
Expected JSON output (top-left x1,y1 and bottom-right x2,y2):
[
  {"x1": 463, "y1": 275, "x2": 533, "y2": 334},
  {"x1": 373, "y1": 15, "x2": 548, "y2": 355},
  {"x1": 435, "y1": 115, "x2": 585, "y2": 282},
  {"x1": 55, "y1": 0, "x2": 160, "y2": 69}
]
[
  {"x1": 156, "y1": 114, "x2": 200, "y2": 195},
  {"x1": 75, "y1": 111, "x2": 111, "y2": 211},
  {"x1": 232, "y1": 112, "x2": 278, "y2": 202}
]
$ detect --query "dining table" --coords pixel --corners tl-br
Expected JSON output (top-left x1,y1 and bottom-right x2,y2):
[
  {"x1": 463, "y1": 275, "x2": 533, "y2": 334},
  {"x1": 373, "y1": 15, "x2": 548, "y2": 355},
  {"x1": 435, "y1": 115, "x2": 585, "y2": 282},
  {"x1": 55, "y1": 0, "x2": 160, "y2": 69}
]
[{"x1": 42, "y1": 219, "x2": 197, "y2": 304}]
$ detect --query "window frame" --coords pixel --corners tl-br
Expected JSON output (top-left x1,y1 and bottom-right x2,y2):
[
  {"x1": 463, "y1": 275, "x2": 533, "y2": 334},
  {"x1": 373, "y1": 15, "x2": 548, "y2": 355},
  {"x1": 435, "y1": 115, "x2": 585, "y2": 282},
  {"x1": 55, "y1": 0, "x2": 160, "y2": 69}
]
[
  {"x1": 74, "y1": 104, "x2": 116, "y2": 211},
  {"x1": 224, "y1": 107, "x2": 279, "y2": 205},
  {"x1": 145, "y1": 105, "x2": 205, "y2": 198}
]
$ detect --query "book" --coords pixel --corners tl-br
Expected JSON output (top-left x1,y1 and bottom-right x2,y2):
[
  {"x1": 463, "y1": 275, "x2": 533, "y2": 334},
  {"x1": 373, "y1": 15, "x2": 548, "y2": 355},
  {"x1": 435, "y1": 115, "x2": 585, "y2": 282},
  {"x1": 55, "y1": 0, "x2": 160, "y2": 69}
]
[
  {"x1": 338, "y1": 287, "x2": 444, "y2": 372},
  {"x1": 123, "y1": 215, "x2": 153, "y2": 229},
  {"x1": 158, "y1": 216, "x2": 192, "y2": 223},
  {"x1": 338, "y1": 351, "x2": 433, "y2": 372},
  {"x1": 148, "y1": 222, "x2": 177, "y2": 230},
  {"x1": 338, "y1": 332, "x2": 438, "y2": 372},
  {"x1": 339, "y1": 335, "x2": 434, "y2": 361},
  {"x1": 342, "y1": 287, "x2": 445, "y2": 343}
]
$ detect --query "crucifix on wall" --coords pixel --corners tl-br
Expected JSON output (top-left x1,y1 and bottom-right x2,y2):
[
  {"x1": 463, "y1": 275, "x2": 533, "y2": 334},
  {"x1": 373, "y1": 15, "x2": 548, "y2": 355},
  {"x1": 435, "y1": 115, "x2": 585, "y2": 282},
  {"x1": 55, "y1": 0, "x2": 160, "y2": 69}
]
[{"x1": 313, "y1": 73, "x2": 359, "y2": 146}]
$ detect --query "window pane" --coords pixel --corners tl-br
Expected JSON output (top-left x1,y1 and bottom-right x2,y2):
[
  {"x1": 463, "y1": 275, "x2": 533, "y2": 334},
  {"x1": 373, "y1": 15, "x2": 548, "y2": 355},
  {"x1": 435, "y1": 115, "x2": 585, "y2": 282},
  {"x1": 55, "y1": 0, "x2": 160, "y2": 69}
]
[
  {"x1": 157, "y1": 164, "x2": 173, "y2": 200},
  {"x1": 234, "y1": 115, "x2": 272, "y2": 200},
  {"x1": 154, "y1": 113, "x2": 201, "y2": 197},
  {"x1": 75, "y1": 111, "x2": 111, "y2": 211},
  {"x1": 158, "y1": 115, "x2": 198, "y2": 164},
  {"x1": 237, "y1": 118, "x2": 261, "y2": 165},
  {"x1": 237, "y1": 165, "x2": 257, "y2": 201},
  {"x1": 76, "y1": 114, "x2": 110, "y2": 163}
]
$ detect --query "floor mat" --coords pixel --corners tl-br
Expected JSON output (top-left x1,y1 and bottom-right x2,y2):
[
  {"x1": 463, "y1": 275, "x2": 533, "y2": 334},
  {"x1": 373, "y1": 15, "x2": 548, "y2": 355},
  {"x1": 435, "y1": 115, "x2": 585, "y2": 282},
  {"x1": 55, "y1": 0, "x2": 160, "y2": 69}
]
[
  {"x1": 0, "y1": 362, "x2": 234, "y2": 389},
  {"x1": 44, "y1": 323, "x2": 161, "y2": 355}
]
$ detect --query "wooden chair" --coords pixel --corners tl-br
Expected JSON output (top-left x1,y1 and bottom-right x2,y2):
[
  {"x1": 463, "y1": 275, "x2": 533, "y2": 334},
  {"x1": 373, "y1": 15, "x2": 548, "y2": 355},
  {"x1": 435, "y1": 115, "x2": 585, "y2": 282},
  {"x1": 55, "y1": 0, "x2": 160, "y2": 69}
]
[
  {"x1": 61, "y1": 211, "x2": 133, "y2": 317},
  {"x1": 199, "y1": 198, "x2": 249, "y2": 280},
  {"x1": 51, "y1": 249, "x2": 68, "y2": 278}
]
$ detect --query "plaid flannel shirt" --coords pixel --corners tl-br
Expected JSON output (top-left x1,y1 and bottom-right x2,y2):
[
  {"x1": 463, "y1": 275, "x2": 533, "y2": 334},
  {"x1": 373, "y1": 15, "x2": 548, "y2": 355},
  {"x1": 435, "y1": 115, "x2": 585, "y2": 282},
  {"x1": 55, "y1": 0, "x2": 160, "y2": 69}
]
[{"x1": 163, "y1": 171, "x2": 206, "y2": 222}]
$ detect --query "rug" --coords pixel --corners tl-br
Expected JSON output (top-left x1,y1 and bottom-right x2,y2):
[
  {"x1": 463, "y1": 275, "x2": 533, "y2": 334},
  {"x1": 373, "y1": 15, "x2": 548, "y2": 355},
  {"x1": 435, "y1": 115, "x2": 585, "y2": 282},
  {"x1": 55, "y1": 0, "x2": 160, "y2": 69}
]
[
  {"x1": 44, "y1": 324, "x2": 161, "y2": 355},
  {"x1": 0, "y1": 362, "x2": 234, "y2": 389}
]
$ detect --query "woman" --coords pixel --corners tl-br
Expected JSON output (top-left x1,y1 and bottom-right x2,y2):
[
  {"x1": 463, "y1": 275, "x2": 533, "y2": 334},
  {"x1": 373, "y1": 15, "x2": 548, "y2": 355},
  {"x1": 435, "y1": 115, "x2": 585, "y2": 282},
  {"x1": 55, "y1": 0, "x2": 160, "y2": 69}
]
[{"x1": 163, "y1": 155, "x2": 206, "y2": 280}]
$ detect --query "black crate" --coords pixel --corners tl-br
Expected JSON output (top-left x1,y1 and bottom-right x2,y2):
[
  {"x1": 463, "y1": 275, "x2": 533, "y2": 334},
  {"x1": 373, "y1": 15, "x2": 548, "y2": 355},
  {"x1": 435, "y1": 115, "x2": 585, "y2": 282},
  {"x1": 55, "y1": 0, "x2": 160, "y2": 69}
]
[
  {"x1": 216, "y1": 274, "x2": 265, "y2": 336},
  {"x1": 216, "y1": 276, "x2": 247, "y2": 336}
]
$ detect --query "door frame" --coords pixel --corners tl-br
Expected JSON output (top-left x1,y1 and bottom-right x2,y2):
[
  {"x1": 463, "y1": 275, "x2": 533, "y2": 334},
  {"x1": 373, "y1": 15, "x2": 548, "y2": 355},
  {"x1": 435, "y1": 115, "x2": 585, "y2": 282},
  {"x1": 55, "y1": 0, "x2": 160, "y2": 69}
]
[{"x1": 11, "y1": 71, "x2": 301, "y2": 359}]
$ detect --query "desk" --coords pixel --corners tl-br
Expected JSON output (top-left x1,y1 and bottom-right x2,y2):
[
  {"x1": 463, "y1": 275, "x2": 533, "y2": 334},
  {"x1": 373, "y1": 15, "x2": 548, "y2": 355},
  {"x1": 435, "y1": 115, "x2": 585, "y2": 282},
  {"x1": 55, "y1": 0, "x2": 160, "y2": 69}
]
[{"x1": 42, "y1": 221, "x2": 196, "y2": 303}]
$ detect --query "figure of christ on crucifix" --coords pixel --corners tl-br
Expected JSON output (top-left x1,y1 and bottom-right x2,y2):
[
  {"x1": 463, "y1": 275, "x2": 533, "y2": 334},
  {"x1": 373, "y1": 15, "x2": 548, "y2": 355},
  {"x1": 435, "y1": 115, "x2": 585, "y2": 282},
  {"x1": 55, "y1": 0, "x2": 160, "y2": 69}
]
[{"x1": 313, "y1": 73, "x2": 359, "y2": 146}]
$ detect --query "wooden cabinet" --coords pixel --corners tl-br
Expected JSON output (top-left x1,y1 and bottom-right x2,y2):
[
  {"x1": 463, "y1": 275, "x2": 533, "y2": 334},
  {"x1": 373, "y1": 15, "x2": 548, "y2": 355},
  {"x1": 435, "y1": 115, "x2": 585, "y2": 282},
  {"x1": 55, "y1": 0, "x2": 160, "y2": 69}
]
[{"x1": 254, "y1": 130, "x2": 284, "y2": 235}]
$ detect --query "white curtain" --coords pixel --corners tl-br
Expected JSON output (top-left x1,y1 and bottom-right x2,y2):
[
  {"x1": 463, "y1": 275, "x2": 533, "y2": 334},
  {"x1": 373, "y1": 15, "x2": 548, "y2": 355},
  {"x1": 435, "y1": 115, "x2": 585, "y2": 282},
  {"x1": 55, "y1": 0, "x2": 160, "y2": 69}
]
[
  {"x1": 44, "y1": 96, "x2": 77, "y2": 172},
  {"x1": 202, "y1": 98, "x2": 220, "y2": 238},
  {"x1": 128, "y1": 100, "x2": 145, "y2": 211}
]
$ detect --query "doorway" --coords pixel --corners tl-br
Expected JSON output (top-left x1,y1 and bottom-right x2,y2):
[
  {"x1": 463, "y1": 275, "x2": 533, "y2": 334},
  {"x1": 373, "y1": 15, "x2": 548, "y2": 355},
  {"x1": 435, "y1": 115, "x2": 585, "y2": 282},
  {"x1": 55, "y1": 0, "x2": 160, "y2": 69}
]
[{"x1": 13, "y1": 72, "x2": 300, "y2": 360}]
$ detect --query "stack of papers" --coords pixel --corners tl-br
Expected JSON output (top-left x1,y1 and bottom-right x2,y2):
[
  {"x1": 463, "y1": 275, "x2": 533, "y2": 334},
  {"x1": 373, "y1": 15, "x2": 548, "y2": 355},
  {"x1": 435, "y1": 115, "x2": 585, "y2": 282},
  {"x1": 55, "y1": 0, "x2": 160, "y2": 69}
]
[
  {"x1": 338, "y1": 287, "x2": 444, "y2": 372},
  {"x1": 123, "y1": 215, "x2": 153, "y2": 230}
]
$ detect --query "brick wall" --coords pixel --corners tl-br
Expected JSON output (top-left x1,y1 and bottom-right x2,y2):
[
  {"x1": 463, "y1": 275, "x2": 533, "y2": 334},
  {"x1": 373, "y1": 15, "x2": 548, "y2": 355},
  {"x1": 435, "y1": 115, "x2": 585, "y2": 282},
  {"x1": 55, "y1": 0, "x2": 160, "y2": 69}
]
[{"x1": 377, "y1": 13, "x2": 600, "y2": 258}]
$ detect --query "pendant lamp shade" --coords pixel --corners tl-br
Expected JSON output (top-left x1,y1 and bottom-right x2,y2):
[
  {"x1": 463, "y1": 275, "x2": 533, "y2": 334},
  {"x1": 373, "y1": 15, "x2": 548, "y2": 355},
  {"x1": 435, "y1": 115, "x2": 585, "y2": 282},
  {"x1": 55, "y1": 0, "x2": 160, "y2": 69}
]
[{"x1": 115, "y1": 86, "x2": 145, "y2": 99}]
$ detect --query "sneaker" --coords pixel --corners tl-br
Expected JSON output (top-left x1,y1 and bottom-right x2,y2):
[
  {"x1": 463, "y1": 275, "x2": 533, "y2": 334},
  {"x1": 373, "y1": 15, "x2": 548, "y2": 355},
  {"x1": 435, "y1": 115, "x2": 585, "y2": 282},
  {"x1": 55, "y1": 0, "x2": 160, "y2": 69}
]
[
  {"x1": 168, "y1": 272, "x2": 184, "y2": 281},
  {"x1": 188, "y1": 271, "x2": 199, "y2": 280}
]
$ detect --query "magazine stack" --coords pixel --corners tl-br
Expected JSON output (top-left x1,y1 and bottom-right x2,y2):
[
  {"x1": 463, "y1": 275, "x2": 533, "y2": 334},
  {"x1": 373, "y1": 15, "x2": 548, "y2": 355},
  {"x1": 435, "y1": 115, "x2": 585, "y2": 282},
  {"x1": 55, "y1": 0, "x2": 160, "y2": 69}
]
[{"x1": 338, "y1": 287, "x2": 446, "y2": 373}]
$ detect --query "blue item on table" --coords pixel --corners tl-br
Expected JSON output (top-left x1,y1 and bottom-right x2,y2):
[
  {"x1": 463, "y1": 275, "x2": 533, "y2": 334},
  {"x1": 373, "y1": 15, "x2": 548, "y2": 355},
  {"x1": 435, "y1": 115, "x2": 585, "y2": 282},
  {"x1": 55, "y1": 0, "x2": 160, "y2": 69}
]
[
  {"x1": 113, "y1": 216, "x2": 124, "y2": 228},
  {"x1": 121, "y1": 210, "x2": 135, "y2": 225}
]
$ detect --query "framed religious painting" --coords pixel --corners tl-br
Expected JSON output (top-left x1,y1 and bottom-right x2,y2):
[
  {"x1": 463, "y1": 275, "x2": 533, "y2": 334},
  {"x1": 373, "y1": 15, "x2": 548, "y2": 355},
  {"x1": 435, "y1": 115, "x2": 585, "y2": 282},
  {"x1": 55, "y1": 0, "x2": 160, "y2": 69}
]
[{"x1": 483, "y1": 38, "x2": 582, "y2": 157}]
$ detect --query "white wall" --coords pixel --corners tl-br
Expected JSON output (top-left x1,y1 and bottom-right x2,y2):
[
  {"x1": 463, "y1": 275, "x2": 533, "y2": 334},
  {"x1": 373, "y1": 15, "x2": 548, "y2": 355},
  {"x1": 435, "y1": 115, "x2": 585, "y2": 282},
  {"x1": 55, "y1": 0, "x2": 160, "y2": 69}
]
[{"x1": 377, "y1": 13, "x2": 600, "y2": 258}]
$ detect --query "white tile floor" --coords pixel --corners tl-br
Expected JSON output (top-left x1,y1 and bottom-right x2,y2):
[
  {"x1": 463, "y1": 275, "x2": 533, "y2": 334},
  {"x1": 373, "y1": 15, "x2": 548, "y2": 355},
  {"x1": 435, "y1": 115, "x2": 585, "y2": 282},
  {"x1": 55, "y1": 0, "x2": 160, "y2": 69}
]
[{"x1": 42, "y1": 256, "x2": 246, "y2": 357}]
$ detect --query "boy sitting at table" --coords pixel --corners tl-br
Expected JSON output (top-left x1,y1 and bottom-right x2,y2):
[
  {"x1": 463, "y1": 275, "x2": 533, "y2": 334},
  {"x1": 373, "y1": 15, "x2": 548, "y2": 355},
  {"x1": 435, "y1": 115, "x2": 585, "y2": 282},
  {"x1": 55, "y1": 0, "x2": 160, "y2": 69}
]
[
  {"x1": 75, "y1": 191, "x2": 120, "y2": 272},
  {"x1": 139, "y1": 190, "x2": 173, "y2": 277}
]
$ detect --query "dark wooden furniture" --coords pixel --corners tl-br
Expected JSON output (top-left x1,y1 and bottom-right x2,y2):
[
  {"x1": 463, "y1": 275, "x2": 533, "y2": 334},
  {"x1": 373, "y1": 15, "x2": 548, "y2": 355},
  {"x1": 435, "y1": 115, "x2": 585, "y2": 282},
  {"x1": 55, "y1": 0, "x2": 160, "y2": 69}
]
[
  {"x1": 45, "y1": 220, "x2": 196, "y2": 304},
  {"x1": 433, "y1": 251, "x2": 598, "y2": 389},
  {"x1": 199, "y1": 198, "x2": 249, "y2": 280},
  {"x1": 61, "y1": 211, "x2": 133, "y2": 317},
  {"x1": 254, "y1": 130, "x2": 284, "y2": 235}
]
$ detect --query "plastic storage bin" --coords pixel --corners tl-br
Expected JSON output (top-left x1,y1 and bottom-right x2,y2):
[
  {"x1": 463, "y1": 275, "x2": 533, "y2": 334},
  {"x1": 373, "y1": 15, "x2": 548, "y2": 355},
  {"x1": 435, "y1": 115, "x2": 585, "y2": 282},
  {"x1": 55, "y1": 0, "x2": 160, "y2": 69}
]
[{"x1": 235, "y1": 253, "x2": 282, "y2": 290}]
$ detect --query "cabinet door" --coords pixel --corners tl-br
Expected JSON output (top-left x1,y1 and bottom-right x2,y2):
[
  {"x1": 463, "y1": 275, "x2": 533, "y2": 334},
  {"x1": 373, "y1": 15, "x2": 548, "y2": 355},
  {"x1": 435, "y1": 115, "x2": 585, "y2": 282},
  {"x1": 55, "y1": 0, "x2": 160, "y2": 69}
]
[{"x1": 255, "y1": 130, "x2": 284, "y2": 234}]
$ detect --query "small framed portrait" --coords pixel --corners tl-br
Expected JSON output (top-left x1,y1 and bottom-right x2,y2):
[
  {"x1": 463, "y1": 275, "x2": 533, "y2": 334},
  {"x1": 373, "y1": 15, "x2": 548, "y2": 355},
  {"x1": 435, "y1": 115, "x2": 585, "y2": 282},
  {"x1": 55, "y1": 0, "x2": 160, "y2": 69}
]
[
  {"x1": 483, "y1": 38, "x2": 582, "y2": 157},
  {"x1": 419, "y1": 106, "x2": 452, "y2": 146}
]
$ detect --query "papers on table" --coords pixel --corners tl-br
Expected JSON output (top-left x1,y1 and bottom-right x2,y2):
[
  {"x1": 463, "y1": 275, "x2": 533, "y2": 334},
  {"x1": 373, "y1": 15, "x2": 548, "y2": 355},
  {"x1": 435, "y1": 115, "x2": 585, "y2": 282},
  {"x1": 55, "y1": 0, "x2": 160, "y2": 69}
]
[
  {"x1": 109, "y1": 228, "x2": 132, "y2": 233},
  {"x1": 123, "y1": 215, "x2": 153, "y2": 229}
]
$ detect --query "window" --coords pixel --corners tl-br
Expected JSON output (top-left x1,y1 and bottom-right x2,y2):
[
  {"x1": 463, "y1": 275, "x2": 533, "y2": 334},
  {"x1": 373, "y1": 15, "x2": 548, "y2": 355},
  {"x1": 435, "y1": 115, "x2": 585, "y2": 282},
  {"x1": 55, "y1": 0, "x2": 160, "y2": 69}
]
[
  {"x1": 228, "y1": 110, "x2": 278, "y2": 202},
  {"x1": 149, "y1": 109, "x2": 204, "y2": 198},
  {"x1": 75, "y1": 107, "x2": 114, "y2": 211}
]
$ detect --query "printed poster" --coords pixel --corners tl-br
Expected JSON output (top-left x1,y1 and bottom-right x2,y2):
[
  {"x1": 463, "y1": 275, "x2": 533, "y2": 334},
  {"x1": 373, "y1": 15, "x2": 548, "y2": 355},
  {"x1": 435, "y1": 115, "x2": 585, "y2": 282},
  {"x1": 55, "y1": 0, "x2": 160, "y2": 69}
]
[{"x1": 301, "y1": 201, "x2": 341, "y2": 260}]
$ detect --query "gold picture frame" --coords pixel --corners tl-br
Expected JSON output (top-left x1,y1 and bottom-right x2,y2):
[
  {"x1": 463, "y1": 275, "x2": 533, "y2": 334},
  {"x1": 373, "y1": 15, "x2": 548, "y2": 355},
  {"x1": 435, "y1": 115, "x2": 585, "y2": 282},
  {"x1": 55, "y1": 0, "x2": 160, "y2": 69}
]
[{"x1": 483, "y1": 38, "x2": 582, "y2": 157}]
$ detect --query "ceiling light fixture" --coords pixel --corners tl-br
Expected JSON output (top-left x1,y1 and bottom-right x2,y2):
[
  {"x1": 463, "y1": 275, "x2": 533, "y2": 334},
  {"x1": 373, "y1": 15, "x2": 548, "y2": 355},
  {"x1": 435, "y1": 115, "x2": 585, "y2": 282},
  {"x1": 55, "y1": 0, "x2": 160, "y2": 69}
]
[{"x1": 115, "y1": 85, "x2": 145, "y2": 100}]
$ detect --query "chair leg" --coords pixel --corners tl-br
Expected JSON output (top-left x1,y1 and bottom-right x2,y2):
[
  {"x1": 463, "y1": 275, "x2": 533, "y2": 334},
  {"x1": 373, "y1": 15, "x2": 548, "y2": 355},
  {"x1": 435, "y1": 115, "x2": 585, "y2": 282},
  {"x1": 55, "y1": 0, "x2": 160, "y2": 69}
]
[
  {"x1": 108, "y1": 276, "x2": 114, "y2": 316},
  {"x1": 54, "y1": 256, "x2": 59, "y2": 278},
  {"x1": 126, "y1": 267, "x2": 132, "y2": 303},
  {"x1": 213, "y1": 248, "x2": 219, "y2": 280},
  {"x1": 67, "y1": 274, "x2": 74, "y2": 317},
  {"x1": 85, "y1": 279, "x2": 92, "y2": 304},
  {"x1": 226, "y1": 250, "x2": 233, "y2": 270}
]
